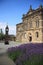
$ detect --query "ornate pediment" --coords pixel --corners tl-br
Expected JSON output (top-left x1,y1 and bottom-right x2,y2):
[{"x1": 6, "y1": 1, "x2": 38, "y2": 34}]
[{"x1": 27, "y1": 5, "x2": 35, "y2": 15}]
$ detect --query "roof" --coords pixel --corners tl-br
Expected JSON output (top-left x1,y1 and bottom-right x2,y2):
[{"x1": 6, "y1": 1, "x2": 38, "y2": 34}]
[{"x1": 16, "y1": 22, "x2": 23, "y2": 26}]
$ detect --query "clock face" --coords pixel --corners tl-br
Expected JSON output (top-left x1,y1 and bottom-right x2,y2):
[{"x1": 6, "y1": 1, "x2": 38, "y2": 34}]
[{"x1": 6, "y1": 29, "x2": 9, "y2": 31}]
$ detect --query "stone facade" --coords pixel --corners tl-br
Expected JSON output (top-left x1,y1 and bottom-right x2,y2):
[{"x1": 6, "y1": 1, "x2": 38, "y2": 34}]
[{"x1": 16, "y1": 5, "x2": 43, "y2": 43}]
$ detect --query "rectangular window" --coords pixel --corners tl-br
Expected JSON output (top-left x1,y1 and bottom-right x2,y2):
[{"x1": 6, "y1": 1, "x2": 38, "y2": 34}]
[
  {"x1": 36, "y1": 32, "x2": 39, "y2": 38},
  {"x1": 36, "y1": 21, "x2": 39, "y2": 28},
  {"x1": 29, "y1": 21, "x2": 32, "y2": 28},
  {"x1": 23, "y1": 33, "x2": 26, "y2": 38}
]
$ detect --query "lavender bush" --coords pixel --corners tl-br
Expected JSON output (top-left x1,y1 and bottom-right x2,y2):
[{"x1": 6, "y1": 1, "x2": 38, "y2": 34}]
[{"x1": 7, "y1": 43, "x2": 43, "y2": 65}]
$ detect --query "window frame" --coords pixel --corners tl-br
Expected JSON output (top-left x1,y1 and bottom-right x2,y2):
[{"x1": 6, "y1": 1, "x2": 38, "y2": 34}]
[
  {"x1": 36, "y1": 20, "x2": 39, "y2": 28},
  {"x1": 29, "y1": 21, "x2": 32, "y2": 28}
]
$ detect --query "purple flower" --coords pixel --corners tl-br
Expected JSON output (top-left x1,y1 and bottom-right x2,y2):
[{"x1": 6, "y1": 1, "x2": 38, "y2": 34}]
[{"x1": 7, "y1": 43, "x2": 43, "y2": 65}]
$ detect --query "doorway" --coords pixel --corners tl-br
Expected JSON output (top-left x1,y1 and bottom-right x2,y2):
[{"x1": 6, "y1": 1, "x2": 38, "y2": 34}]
[{"x1": 29, "y1": 36, "x2": 32, "y2": 42}]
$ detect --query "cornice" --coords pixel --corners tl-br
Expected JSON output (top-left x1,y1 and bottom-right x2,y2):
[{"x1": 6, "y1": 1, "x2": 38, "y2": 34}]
[
  {"x1": 22, "y1": 7, "x2": 43, "y2": 19},
  {"x1": 16, "y1": 23, "x2": 23, "y2": 26}
]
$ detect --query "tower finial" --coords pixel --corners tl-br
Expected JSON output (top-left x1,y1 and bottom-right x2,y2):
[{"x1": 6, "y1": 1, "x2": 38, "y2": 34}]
[
  {"x1": 29, "y1": 5, "x2": 32, "y2": 11},
  {"x1": 39, "y1": 4, "x2": 43, "y2": 9}
]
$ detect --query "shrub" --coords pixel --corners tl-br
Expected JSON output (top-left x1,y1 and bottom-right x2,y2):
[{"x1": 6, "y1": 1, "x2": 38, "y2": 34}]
[{"x1": 7, "y1": 43, "x2": 43, "y2": 65}]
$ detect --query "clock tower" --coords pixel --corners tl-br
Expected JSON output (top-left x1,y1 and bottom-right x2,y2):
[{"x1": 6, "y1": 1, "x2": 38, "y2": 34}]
[
  {"x1": 5, "y1": 25, "x2": 9, "y2": 44},
  {"x1": 5, "y1": 25, "x2": 9, "y2": 35}
]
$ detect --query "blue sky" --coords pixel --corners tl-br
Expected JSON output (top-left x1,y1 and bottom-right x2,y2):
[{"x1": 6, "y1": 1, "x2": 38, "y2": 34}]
[{"x1": 0, "y1": 0, "x2": 43, "y2": 35}]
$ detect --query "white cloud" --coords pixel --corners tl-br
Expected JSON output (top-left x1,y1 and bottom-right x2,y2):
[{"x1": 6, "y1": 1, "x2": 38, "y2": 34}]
[
  {"x1": 0, "y1": 22, "x2": 16, "y2": 35},
  {"x1": 9, "y1": 26, "x2": 16, "y2": 35}
]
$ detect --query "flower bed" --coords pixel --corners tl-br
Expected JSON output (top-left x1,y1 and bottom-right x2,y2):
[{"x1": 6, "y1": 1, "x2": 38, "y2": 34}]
[{"x1": 7, "y1": 43, "x2": 43, "y2": 65}]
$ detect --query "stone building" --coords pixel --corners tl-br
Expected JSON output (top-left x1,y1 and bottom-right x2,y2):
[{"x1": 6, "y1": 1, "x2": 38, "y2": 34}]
[{"x1": 16, "y1": 5, "x2": 43, "y2": 43}]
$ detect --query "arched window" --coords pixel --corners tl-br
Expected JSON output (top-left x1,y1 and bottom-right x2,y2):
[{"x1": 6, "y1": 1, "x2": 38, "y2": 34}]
[{"x1": 36, "y1": 32, "x2": 39, "y2": 38}]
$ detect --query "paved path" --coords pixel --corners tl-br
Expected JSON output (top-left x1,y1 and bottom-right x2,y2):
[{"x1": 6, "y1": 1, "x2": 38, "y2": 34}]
[
  {"x1": 0, "y1": 53, "x2": 16, "y2": 65},
  {"x1": 0, "y1": 41, "x2": 22, "y2": 65}
]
